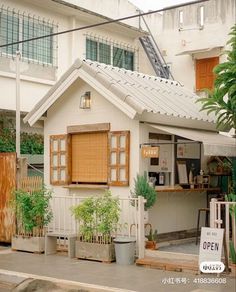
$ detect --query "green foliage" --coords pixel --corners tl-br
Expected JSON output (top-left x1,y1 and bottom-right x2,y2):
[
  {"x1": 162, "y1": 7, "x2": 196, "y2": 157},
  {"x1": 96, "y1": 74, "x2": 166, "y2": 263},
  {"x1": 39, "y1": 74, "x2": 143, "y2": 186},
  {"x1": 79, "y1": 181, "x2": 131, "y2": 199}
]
[
  {"x1": 71, "y1": 191, "x2": 120, "y2": 242},
  {"x1": 147, "y1": 228, "x2": 158, "y2": 242},
  {"x1": 0, "y1": 127, "x2": 43, "y2": 154},
  {"x1": 132, "y1": 171, "x2": 157, "y2": 210},
  {"x1": 197, "y1": 24, "x2": 236, "y2": 130},
  {"x1": 225, "y1": 193, "x2": 236, "y2": 221},
  {"x1": 225, "y1": 193, "x2": 236, "y2": 264},
  {"x1": 12, "y1": 186, "x2": 53, "y2": 232},
  {"x1": 229, "y1": 241, "x2": 236, "y2": 264}
]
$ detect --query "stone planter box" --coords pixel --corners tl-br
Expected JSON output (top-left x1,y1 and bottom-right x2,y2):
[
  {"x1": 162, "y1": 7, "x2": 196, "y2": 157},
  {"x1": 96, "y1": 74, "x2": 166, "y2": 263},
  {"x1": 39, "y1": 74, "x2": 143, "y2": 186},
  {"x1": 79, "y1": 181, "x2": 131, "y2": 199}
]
[
  {"x1": 12, "y1": 235, "x2": 45, "y2": 253},
  {"x1": 75, "y1": 240, "x2": 115, "y2": 262}
]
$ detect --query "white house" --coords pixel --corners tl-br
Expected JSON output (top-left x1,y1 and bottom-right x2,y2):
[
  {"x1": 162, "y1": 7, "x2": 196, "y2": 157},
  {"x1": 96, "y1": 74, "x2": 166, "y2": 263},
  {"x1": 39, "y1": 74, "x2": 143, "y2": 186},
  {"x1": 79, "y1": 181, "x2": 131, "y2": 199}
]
[
  {"x1": 24, "y1": 58, "x2": 236, "y2": 235},
  {"x1": 0, "y1": 0, "x2": 156, "y2": 133},
  {"x1": 143, "y1": 0, "x2": 236, "y2": 93}
]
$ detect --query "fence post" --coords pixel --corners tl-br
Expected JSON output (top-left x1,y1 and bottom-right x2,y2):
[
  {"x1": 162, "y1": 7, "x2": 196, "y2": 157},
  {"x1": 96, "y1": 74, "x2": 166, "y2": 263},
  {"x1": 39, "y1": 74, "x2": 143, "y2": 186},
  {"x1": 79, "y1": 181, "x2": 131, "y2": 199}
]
[
  {"x1": 210, "y1": 198, "x2": 217, "y2": 228},
  {"x1": 137, "y1": 196, "x2": 145, "y2": 259}
]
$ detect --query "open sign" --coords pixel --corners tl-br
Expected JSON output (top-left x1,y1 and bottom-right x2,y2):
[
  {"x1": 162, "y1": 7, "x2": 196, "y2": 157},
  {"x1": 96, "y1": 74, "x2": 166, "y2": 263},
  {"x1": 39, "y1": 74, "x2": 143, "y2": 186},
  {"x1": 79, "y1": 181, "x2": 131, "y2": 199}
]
[{"x1": 199, "y1": 227, "x2": 224, "y2": 271}]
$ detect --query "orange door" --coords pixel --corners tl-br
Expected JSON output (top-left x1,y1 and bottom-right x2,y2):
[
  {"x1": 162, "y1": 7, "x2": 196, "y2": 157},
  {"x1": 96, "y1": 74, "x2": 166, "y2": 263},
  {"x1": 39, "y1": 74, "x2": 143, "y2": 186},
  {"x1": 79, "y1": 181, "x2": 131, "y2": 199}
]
[{"x1": 196, "y1": 57, "x2": 219, "y2": 91}]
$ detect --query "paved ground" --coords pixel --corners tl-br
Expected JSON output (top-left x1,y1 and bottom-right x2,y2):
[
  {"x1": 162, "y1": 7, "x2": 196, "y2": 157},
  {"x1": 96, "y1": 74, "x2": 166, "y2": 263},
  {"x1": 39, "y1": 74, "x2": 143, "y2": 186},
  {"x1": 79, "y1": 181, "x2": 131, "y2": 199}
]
[
  {"x1": 159, "y1": 242, "x2": 199, "y2": 255},
  {"x1": 0, "y1": 248, "x2": 235, "y2": 292}
]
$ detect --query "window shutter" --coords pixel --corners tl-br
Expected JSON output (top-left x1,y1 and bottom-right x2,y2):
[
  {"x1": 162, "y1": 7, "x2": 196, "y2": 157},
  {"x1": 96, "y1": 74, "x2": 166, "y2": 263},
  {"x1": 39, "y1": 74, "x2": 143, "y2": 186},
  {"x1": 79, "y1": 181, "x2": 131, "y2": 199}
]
[
  {"x1": 50, "y1": 134, "x2": 71, "y2": 185},
  {"x1": 196, "y1": 57, "x2": 219, "y2": 91},
  {"x1": 71, "y1": 132, "x2": 108, "y2": 183},
  {"x1": 108, "y1": 131, "x2": 130, "y2": 186}
]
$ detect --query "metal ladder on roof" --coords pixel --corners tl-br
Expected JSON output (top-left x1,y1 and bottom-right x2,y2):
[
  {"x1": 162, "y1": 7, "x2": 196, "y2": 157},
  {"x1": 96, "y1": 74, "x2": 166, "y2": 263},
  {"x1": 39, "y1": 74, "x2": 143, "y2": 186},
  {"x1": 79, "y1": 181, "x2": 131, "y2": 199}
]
[{"x1": 139, "y1": 14, "x2": 174, "y2": 80}]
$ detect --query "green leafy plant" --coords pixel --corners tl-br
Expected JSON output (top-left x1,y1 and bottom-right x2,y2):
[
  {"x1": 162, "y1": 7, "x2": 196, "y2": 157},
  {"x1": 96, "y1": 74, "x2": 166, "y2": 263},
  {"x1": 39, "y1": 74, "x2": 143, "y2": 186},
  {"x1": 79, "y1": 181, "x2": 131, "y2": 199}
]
[
  {"x1": 0, "y1": 127, "x2": 43, "y2": 154},
  {"x1": 147, "y1": 228, "x2": 158, "y2": 242},
  {"x1": 197, "y1": 24, "x2": 236, "y2": 195},
  {"x1": 225, "y1": 193, "x2": 236, "y2": 264},
  {"x1": 197, "y1": 24, "x2": 236, "y2": 131},
  {"x1": 229, "y1": 242, "x2": 236, "y2": 264},
  {"x1": 12, "y1": 186, "x2": 53, "y2": 235},
  {"x1": 71, "y1": 191, "x2": 120, "y2": 243},
  {"x1": 132, "y1": 171, "x2": 157, "y2": 210}
]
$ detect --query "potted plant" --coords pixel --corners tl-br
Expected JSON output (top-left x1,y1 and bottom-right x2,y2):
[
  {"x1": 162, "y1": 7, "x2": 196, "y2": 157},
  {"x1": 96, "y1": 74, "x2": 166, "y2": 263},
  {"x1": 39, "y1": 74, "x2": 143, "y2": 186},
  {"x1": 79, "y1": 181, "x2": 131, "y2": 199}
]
[
  {"x1": 11, "y1": 186, "x2": 53, "y2": 253},
  {"x1": 71, "y1": 191, "x2": 120, "y2": 262},
  {"x1": 145, "y1": 227, "x2": 158, "y2": 250},
  {"x1": 132, "y1": 171, "x2": 157, "y2": 222}
]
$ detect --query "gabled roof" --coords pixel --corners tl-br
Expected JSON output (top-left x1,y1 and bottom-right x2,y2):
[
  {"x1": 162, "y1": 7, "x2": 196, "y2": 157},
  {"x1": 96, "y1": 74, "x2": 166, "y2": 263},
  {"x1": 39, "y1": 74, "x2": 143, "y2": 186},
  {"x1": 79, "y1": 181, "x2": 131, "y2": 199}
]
[{"x1": 24, "y1": 58, "x2": 216, "y2": 126}]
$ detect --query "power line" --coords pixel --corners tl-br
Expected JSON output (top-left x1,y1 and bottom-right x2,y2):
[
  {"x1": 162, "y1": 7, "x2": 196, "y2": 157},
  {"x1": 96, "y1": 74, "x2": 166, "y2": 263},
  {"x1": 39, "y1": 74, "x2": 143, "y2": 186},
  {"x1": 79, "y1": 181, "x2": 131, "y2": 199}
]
[{"x1": 0, "y1": 0, "x2": 209, "y2": 48}]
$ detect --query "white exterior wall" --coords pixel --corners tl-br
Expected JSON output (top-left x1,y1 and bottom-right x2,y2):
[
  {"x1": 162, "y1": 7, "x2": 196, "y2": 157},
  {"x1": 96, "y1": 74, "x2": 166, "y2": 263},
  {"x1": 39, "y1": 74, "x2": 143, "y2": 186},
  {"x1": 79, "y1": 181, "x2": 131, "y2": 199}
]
[
  {"x1": 139, "y1": 121, "x2": 206, "y2": 233},
  {"x1": 64, "y1": 0, "x2": 140, "y2": 28},
  {"x1": 149, "y1": 191, "x2": 206, "y2": 234},
  {"x1": 44, "y1": 78, "x2": 140, "y2": 198},
  {"x1": 147, "y1": 0, "x2": 235, "y2": 91},
  {"x1": 0, "y1": 0, "x2": 154, "y2": 113}
]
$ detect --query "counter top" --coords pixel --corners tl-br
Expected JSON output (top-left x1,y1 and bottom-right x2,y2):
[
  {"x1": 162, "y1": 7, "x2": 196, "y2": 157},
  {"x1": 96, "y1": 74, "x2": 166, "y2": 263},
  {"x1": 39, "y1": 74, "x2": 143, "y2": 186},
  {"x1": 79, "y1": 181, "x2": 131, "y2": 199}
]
[{"x1": 155, "y1": 186, "x2": 220, "y2": 193}]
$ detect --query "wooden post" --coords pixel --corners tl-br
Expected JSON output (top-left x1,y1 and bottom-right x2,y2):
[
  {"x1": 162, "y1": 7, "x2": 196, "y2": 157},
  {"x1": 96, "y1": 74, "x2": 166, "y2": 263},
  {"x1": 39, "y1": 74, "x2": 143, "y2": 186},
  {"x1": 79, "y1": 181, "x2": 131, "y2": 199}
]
[
  {"x1": 223, "y1": 230, "x2": 230, "y2": 274},
  {"x1": 210, "y1": 198, "x2": 217, "y2": 228},
  {"x1": 137, "y1": 196, "x2": 145, "y2": 259},
  {"x1": 16, "y1": 157, "x2": 27, "y2": 189}
]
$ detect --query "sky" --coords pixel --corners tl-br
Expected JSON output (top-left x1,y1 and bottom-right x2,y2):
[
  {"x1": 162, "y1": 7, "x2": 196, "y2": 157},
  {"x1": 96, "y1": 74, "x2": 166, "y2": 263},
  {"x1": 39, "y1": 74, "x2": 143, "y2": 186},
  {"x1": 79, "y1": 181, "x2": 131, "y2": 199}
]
[{"x1": 129, "y1": 0, "x2": 197, "y2": 11}]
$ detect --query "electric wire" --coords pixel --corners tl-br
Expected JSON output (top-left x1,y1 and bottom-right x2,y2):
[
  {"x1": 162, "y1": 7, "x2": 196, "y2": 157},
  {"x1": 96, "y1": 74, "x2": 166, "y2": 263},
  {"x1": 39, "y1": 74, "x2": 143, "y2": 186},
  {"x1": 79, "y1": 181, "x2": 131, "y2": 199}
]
[{"x1": 0, "y1": 0, "x2": 209, "y2": 48}]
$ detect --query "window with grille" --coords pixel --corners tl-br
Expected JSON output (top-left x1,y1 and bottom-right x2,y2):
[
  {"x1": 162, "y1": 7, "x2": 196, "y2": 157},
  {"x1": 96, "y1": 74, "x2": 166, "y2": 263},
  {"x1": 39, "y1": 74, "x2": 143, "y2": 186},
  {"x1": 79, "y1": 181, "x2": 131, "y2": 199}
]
[
  {"x1": 50, "y1": 126, "x2": 130, "y2": 186},
  {"x1": 86, "y1": 37, "x2": 135, "y2": 71},
  {"x1": 0, "y1": 7, "x2": 57, "y2": 66}
]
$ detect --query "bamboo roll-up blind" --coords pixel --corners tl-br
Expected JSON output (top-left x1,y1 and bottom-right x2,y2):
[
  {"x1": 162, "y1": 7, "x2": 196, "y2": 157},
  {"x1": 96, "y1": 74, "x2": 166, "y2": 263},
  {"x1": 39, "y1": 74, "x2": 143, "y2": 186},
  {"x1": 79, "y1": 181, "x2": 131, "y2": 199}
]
[{"x1": 71, "y1": 132, "x2": 108, "y2": 183}]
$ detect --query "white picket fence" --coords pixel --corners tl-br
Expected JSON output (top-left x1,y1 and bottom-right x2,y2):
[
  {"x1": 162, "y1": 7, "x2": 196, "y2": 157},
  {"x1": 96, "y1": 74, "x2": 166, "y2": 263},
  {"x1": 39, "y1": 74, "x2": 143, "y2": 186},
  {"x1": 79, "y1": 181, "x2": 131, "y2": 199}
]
[
  {"x1": 47, "y1": 194, "x2": 145, "y2": 258},
  {"x1": 210, "y1": 198, "x2": 236, "y2": 262}
]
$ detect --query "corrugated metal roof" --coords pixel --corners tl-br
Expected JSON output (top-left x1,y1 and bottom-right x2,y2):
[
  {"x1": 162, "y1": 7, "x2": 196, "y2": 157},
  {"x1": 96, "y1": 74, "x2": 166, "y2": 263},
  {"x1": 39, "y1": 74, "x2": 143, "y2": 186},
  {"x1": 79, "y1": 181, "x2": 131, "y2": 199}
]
[
  {"x1": 83, "y1": 60, "x2": 215, "y2": 123},
  {"x1": 24, "y1": 58, "x2": 216, "y2": 126}
]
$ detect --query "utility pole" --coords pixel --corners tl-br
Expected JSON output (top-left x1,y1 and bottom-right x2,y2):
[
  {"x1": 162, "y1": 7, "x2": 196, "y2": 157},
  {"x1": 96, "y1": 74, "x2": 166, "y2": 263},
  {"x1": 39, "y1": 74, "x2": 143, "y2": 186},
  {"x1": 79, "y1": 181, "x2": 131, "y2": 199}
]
[{"x1": 15, "y1": 51, "x2": 21, "y2": 158}]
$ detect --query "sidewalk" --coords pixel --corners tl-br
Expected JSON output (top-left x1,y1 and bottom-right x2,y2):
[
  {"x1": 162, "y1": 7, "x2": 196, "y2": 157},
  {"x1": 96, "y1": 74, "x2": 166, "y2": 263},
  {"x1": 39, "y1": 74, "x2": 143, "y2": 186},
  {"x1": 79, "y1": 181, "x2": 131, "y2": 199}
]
[{"x1": 0, "y1": 248, "x2": 235, "y2": 292}]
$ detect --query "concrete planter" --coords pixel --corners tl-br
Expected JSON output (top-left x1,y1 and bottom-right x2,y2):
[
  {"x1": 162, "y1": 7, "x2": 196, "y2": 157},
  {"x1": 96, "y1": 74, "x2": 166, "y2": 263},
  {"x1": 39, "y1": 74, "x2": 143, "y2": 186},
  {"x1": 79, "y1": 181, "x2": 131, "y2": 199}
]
[
  {"x1": 12, "y1": 235, "x2": 45, "y2": 253},
  {"x1": 75, "y1": 240, "x2": 115, "y2": 262}
]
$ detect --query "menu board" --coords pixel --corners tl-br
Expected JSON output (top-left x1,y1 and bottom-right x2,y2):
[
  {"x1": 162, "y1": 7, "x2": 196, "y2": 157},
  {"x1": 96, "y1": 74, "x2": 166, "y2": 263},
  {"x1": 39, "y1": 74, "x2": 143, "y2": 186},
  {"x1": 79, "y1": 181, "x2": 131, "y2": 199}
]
[{"x1": 177, "y1": 139, "x2": 200, "y2": 159}]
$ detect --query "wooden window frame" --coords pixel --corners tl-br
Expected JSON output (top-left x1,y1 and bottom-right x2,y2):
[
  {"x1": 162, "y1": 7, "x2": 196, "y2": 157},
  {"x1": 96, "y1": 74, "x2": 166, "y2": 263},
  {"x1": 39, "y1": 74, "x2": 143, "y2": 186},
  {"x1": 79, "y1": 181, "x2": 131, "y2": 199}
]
[
  {"x1": 50, "y1": 134, "x2": 71, "y2": 185},
  {"x1": 109, "y1": 131, "x2": 130, "y2": 186}
]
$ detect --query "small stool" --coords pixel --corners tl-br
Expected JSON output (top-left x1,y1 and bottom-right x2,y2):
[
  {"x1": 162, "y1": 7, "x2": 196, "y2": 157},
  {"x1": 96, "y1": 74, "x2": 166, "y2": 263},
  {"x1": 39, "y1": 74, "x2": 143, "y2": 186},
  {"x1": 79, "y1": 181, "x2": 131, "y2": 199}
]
[
  {"x1": 45, "y1": 232, "x2": 77, "y2": 258},
  {"x1": 195, "y1": 208, "x2": 210, "y2": 245}
]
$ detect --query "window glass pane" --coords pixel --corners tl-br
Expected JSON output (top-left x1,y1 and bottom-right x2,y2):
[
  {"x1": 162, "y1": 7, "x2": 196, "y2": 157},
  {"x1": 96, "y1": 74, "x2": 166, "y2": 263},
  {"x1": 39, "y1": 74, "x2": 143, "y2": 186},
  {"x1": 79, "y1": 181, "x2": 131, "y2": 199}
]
[
  {"x1": 99, "y1": 43, "x2": 111, "y2": 64},
  {"x1": 111, "y1": 152, "x2": 116, "y2": 165},
  {"x1": 113, "y1": 47, "x2": 123, "y2": 68},
  {"x1": 120, "y1": 135, "x2": 126, "y2": 148},
  {"x1": 119, "y1": 168, "x2": 126, "y2": 181},
  {"x1": 53, "y1": 169, "x2": 58, "y2": 181},
  {"x1": 22, "y1": 19, "x2": 53, "y2": 64},
  {"x1": 111, "y1": 168, "x2": 117, "y2": 181},
  {"x1": 86, "y1": 39, "x2": 97, "y2": 61},
  {"x1": 60, "y1": 139, "x2": 66, "y2": 151},
  {"x1": 60, "y1": 169, "x2": 65, "y2": 181},
  {"x1": 53, "y1": 154, "x2": 58, "y2": 166},
  {"x1": 0, "y1": 13, "x2": 19, "y2": 54},
  {"x1": 124, "y1": 50, "x2": 134, "y2": 71},
  {"x1": 53, "y1": 140, "x2": 58, "y2": 151},
  {"x1": 60, "y1": 154, "x2": 65, "y2": 166},
  {"x1": 111, "y1": 135, "x2": 117, "y2": 148},
  {"x1": 119, "y1": 152, "x2": 125, "y2": 165}
]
